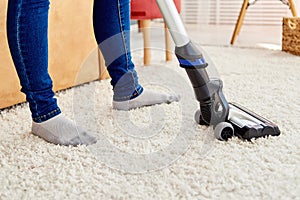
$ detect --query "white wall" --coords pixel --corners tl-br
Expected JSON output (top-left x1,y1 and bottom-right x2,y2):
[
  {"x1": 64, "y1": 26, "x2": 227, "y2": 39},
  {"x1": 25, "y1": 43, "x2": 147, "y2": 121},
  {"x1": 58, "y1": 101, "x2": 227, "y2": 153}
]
[
  {"x1": 181, "y1": 0, "x2": 295, "y2": 25},
  {"x1": 295, "y1": 0, "x2": 300, "y2": 15}
]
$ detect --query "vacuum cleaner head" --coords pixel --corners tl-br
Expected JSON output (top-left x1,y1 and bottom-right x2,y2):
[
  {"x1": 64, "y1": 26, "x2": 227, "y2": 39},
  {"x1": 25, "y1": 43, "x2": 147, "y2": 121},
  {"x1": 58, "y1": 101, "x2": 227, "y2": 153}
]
[{"x1": 228, "y1": 103, "x2": 280, "y2": 140}]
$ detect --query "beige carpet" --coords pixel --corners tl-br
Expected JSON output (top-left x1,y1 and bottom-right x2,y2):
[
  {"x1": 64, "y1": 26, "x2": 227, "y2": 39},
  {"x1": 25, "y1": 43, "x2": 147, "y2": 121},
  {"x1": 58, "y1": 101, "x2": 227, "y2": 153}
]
[{"x1": 0, "y1": 46, "x2": 299, "y2": 199}]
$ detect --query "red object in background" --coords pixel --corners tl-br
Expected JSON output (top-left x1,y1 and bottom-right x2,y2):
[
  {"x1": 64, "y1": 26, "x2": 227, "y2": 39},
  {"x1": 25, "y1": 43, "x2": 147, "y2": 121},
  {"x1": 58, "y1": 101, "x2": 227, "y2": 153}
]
[
  {"x1": 131, "y1": 0, "x2": 181, "y2": 20},
  {"x1": 130, "y1": 0, "x2": 181, "y2": 65}
]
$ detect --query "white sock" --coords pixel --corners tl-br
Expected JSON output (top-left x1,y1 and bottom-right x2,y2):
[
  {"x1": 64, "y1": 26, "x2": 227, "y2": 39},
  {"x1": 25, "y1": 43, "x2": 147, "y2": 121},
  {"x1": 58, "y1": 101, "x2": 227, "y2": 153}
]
[
  {"x1": 113, "y1": 89, "x2": 180, "y2": 110},
  {"x1": 31, "y1": 114, "x2": 97, "y2": 146}
]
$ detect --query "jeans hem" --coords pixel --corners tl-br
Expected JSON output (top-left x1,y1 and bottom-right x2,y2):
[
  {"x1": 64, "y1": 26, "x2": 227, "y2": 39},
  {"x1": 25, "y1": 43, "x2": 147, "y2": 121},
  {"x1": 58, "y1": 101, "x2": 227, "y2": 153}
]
[
  {"x1": 32, "y1": 107, "x2": 61, "y2": 123},
  {"x1": 113, "y1": 86, "x2": 143, "y2": 102}
]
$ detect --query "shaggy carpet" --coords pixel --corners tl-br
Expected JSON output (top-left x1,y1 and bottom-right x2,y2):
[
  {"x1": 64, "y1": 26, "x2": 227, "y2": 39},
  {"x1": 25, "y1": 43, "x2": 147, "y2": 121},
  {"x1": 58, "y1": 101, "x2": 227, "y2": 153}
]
[{"x1": 0, "y1": 45, "x2": 299, "y2": 199}]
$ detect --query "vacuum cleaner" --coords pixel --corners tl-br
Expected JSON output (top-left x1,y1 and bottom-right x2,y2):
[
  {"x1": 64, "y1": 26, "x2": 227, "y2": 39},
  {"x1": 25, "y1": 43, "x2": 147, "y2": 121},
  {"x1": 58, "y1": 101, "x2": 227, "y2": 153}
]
[{"x1": 155, "y1": 0, "x2": 280, "y2": 141}]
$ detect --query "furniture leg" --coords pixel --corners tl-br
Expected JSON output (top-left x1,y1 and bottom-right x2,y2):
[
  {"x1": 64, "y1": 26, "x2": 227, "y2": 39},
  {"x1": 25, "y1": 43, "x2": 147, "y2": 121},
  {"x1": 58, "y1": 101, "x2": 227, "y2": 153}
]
[
  {"x1": 230, "y1": 0, "x2": 249, "y2": 45},
  {"x1": 164, "y1": 22, "x2": 172, "y2": 61},
  {"x1": 288, "y1": 0, "x2": 298, "y2": 17},
  {"x1": 140, "y1": 19, "x2": 151, "y2": 65}
]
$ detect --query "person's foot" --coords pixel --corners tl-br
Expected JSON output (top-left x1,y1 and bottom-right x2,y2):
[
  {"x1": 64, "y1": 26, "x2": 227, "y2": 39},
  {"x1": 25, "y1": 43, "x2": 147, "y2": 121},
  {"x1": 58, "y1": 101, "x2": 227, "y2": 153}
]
[
  {"x1": 31, "y1": 114, "x2": 97, "y2": 146},
  {"x1": 113, "y1": 89, "x2": 180, "y2": 110}
]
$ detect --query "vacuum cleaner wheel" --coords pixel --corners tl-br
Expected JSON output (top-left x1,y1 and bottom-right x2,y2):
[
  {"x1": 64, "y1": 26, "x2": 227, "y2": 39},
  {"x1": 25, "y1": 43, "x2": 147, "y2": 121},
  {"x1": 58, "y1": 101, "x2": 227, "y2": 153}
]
[
  {"x1": 194, "y1": 109, "x2": 201, "y2": 124},
  {"x1": 194, "y1": 109, "x2": 234, "y2": 141},
  {"x1": 214, "y1": 122, "x2": 234, "y2": 141},
  {"x1": 194, "y1": 109, "x2": 209, "y2": 126}
]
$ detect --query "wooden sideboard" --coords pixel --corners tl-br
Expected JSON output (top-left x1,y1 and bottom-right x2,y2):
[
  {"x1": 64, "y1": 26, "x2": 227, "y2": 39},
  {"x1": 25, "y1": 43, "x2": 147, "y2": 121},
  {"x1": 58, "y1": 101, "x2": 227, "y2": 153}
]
[{"x1": 0, "y1": 0, "x2": 108, "y2": 109}]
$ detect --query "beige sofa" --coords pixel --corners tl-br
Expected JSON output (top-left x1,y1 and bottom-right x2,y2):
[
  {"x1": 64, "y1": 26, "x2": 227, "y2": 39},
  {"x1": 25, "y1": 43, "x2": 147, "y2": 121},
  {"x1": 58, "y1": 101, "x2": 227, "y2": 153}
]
[{"x1": 0, "y1": 0, "x2": 108, "y2": 109}]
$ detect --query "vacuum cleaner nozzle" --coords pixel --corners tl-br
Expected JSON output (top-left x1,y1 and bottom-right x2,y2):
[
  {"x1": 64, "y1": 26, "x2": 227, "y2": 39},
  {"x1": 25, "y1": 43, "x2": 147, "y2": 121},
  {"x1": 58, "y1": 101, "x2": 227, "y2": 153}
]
[{"x1": 228, "y1": 103, "x2": 281, "y2": 140}]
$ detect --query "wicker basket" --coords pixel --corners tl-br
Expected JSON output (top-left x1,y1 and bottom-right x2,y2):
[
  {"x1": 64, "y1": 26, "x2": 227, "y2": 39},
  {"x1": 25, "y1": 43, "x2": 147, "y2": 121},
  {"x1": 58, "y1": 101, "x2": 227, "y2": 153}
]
[{"x1": 282, "y1": 17, "x2": 300, "y2": 56}]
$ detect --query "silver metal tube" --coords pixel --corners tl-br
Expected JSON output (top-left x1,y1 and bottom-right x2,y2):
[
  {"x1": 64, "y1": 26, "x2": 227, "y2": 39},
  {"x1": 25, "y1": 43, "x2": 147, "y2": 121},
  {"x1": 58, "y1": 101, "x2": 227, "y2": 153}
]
[{"x1": 156, "y1": 0, "x2": 190, "y2": 47}]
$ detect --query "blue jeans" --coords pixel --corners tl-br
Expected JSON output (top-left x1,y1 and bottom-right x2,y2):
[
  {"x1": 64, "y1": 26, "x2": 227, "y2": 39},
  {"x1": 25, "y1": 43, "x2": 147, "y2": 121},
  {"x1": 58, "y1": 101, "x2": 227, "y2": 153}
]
[
  {"x1": 93, "y1": 0, "x2": 143, "y2": 101},
  {"x1": 7, "y1": 0, "x2": 143, "y2": 122}
]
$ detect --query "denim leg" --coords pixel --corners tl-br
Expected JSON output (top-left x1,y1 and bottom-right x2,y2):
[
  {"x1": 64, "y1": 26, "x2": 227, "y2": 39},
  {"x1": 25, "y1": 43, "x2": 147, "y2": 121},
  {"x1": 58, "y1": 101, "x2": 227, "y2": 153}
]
[
  {"x1": 93, "y1": 0, "x2": 143, "y2": 101},
  {"x1": 7, "y1": 0, "x2": 61, "y2": 122}
]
